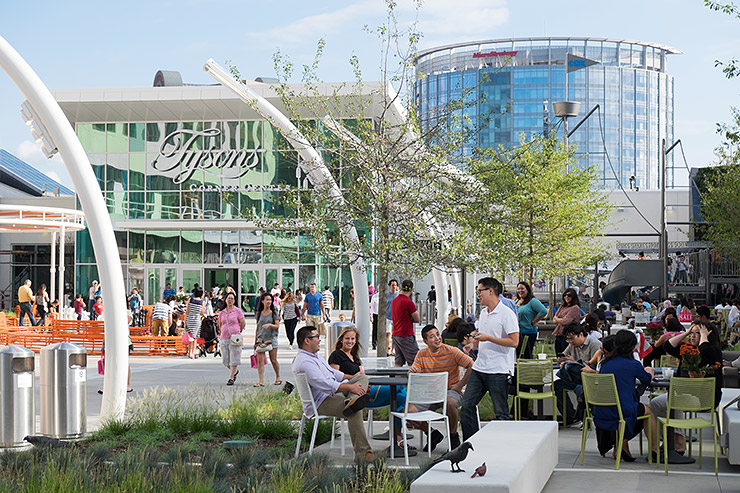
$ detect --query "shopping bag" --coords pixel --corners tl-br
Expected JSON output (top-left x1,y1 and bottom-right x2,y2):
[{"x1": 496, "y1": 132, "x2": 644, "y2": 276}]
[
  {"x1": 181, "y1": 332, "x2": 194, "y2": 345},
  {"x1": 97, "y1": 355, "x2": 105, "y2": 375},
  {"x1": 250, "y1": 352, "x2": 267, "y2": 369}
]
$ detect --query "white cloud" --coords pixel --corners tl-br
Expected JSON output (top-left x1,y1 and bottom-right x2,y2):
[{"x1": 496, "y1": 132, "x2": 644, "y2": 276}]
[{"x1": 414, "y1": 0, "x2": 509, "y2": 46}]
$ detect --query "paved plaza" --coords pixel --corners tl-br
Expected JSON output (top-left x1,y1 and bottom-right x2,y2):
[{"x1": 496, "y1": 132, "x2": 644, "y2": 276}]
[{"x1": 19, "y1": 317, "x2": 740, "y2": 491}]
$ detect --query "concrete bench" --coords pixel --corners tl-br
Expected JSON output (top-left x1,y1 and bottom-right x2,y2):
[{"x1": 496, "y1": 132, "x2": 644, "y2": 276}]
[{"x1": 410, "y1": 421, "x2": 557, "y2": 493}]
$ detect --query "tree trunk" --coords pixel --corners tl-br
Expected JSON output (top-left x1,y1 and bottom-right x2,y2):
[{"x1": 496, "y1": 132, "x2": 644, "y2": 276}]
[{"x1": 376, "y1": 266, "x2": 388, "y2": 357}]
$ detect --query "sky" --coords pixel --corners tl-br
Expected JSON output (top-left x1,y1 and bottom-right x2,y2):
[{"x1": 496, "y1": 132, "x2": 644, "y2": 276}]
[{"x1": 0, "y1": 0, "x2": 737, "y2": 190}]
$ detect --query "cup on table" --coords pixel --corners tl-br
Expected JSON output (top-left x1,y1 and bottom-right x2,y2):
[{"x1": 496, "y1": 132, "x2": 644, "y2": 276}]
[
  {"x1": 537, "y1": 353, "x2": 547, "y2": 360},
  {"x1": 664, "y1": 368, "x2": 674, "y2": 380}
]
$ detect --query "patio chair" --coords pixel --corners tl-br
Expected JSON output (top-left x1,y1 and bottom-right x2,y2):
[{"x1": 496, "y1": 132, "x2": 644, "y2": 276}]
[
  {"x1": 390, "y1": 372, "x2": 452, "y2": 465},
  {"x1": 657, "y1": 377, "x2": 718, "y2": 475},
  {"x1": 580, "y1": 373, "x2": 652, "y2": 469},
  {"x1": 513, "y1": 359, "x2": 557, "y2": 423},
  {"x1": 293, "y1": 372, "x2": 346, "y2": 458}
]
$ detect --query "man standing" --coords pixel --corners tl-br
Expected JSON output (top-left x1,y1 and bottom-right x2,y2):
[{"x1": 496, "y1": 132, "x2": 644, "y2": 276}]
[
  {"x1": 18, "y1": 279, "x2": 37, "y2": 327},
  {"x1": 163, "y1": 283, "x2": 175, "y2": 300},
  {"x1": 409, "y1": 325, "x2": 473, "y2": 451},
  {"x1": 128, "y1": 288, "x2": 143, "y2": 326},
  {"x1": 427, "y1": 285, "x2": 436, "y2": 303},
  {"x1": 553, "y1": 322, "x2": 602, "y2": 426},
  {"x1": 370, "y1": 290, "x2": 379, "y2": 350},
  {"x1": 292, "y1": 325, "x2": 373, "y2": 462},
  {"x1": 322, "y1": 285, "x2": 334, "y2": 322},
  {"x1": 461, "y1": 277, "x2": 519, "y2": 440},
  {"x1": 385, "y1": 279, "x2": 400, "y2": 356},
  {"x1": 302, "y1": 283, "x2": 325, "y2": 335},
  {"x1": 88, "y1": 280, "x2": 99, "y2": 320},
  {"x1": 391, "y1": 280, "x2": 420, "y2": 366}
]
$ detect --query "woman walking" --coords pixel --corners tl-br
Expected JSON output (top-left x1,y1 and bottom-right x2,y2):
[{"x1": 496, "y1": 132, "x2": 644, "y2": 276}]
[
  {"x1": 515, "y1": 281, "x2": 547, "y2": 359},
  {"x1": 280, "y1": 291, "x2": 299, "y2": 349},
  {"x1": 254, "y1": 292, "x2": 281, "y2": 387},
  {"x1": 35, "y1": 284, "x2": 50, "y2": 326},
  {"x1": 218, "y1": 292, "x2": 245, "y2": 386},
  {"x1": 552, "y1": 287, "x2": 581, "y2": 355},
  {"x1": 185, "y1": 286, "x2": 205, "y2": 359}
]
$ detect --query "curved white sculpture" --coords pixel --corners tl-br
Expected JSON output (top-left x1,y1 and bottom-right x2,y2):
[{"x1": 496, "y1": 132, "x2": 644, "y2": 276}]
[
  {"x1": 203, "y1": 60, "x2": 372, "y2": 354},
  {"x1": 0, "y1": 35, "x2": 129, "y2": 420}
]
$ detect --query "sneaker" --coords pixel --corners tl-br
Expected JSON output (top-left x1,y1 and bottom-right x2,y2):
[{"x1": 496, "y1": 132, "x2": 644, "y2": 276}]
[
  {"x1": 422, "y1": 429, "x2": 444, "y2": 452},
  {"x1": 450, "y1": 432, "x2": 461, "y2": 450},
  {"x1": 288, "y1": 344, "x2": 293, "y2": 350},
  {"x1": 343, "y1": 394, "x2": 371, "y2": 417}
]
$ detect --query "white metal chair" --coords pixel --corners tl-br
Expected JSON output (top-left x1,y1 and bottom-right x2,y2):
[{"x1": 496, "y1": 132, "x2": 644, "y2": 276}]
[
  {"x1": 293, "y1": 372, "x2": 346, "y2": 457},
  {"x1": 390, "y1": 372, "x2": 452, "y2": 465}
]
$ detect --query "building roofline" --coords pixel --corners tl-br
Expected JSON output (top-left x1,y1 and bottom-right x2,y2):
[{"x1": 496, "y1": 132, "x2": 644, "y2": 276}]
[{"x1": 416, "y1": 36, "x2": 682, "y2": 59}]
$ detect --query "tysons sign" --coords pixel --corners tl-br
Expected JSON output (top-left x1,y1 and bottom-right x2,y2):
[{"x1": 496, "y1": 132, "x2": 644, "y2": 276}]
[{"x1": 151, "y1": 127, "x2": 260, "y2": 184}]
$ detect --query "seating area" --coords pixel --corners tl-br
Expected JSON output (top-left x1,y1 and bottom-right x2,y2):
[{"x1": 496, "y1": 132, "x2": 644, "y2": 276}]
[{"x1": 0, "y1": 312, "x2": 185, "y2": 355}]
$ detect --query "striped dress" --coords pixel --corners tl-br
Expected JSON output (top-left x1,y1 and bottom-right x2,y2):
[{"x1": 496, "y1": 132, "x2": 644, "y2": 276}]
[{"x1": 186, "y1": 298, "x2": 203, "y2": 338}]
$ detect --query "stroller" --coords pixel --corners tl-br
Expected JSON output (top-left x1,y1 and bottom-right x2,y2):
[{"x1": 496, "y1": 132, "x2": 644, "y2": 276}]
[{"x1": 198, "y1": 316, "x2": 221, "y2": 357}]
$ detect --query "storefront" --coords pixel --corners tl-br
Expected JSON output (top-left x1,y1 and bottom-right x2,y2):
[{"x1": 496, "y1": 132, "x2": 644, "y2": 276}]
[{"x1": 54, "y1": 75, "x2": 381, "y2": 313}]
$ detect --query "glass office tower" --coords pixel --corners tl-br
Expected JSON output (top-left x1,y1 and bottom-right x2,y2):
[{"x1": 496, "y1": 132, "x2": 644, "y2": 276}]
[{"x1": 415, "y1": 37, "x2": 680, "y2": 189}]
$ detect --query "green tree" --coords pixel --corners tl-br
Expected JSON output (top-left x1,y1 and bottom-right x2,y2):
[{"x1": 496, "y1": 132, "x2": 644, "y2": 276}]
[
  {"x1": 463, "y1": 134, "x2": 611, "y2": 287},
  {"x1": 240, "y1": 1, "x2": 487, "y2": 356}
]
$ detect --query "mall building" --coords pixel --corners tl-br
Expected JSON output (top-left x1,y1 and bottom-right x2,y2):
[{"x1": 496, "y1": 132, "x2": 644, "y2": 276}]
[
  {"x1": 50, "y1": 74, "x2": 389, "y2": 312},
  {"x1": 415, "y1": 37, "x2": 681, "y2": 190}
]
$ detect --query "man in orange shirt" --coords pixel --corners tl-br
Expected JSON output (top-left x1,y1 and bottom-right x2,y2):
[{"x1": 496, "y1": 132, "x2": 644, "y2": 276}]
[
  {"x1": 17, "y1": 279, "x2": 38, "y2": 327},
  {"x1": 408, "y1": 324, "x2": 473, "y2": 451}
]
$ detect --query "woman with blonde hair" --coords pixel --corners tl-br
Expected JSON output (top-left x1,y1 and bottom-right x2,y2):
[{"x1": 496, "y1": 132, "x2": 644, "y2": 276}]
[
  {"x1": 328, "y1": 326, "x2": 409, "y2": 448},
  {"x1": 280, "y1": 291, "x2": 300, "y2": 349}
]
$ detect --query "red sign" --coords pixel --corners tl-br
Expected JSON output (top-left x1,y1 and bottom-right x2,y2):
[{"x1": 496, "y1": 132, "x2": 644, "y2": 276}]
[{"x1": 473, "y1": 50, "x2": 517, "y2": 58}]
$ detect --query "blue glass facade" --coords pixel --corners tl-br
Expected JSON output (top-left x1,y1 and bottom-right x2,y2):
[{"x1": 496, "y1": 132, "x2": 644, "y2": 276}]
[{"x1": 415, "y1": 38, "x2": 678, "y2": 189}]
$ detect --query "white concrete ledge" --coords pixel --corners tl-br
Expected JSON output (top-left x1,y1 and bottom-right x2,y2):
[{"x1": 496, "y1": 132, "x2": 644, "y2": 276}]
[{"x1": 411, "y1": 421, "x2": 558, "y2": 493}]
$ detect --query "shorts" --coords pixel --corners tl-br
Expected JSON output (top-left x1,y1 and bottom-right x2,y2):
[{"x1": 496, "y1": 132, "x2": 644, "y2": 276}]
[
  {"x1": 414, "y1": 389, "x2": 463, "y2": 412},
  {"x1": 306, "y1": 314, "x2": 325, "y2": 335},
  {"x1": 222, "y1": 340, "x2": 243, "y2": 367},
  {"x1": 386, "y1": 319, "x2": 393, "y2": 334},
  {"x1": 392, "y1": 334, "x2": 419, "y2": 366}
]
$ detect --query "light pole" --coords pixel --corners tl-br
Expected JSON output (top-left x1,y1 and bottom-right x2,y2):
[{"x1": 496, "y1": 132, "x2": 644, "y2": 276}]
[{"x1": 662, "y1": 138, "x2": 681, "y2": 300}]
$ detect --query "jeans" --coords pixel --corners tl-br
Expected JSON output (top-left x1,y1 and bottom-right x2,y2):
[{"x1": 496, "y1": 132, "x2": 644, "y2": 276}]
[
  {"x1": 553, "y1": 364, "x2": 582, "y2": 421},
  {"x1": 371, "y1": 314, "x2": 378, "y2": 348},
  {"x1": 554, "y1": 335, "x2": 568, "y2": 355},
  {"x1": 18, "y1": 302, "x2": 38, "y2": 327},
  {"x1": 284, "y1": 317, "x2": 298, "y2": 346},
  {"x1": 461, "y1": 369, "x2": 510, "y2": 440}
]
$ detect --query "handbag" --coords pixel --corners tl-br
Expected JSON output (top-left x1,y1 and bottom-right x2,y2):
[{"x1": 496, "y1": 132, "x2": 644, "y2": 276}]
[
  {"x1": 97, "y1": 354, "x2": 105, "y2": 375},
  {"x1": 294, "y1": 305, "x2": 301, "y2": 318},
  {"x1": 230, "y1": 333, "x2": 243, "y2": 347},
  {"x1": 181, "y1": 332, "x2": 194, "y2": 345},
  {"x1": 256, "y1": 340, "x2": 273, "y2": 353},
  {"x1": 250, "y1": 352, "x2": 267, "y2": 369}
]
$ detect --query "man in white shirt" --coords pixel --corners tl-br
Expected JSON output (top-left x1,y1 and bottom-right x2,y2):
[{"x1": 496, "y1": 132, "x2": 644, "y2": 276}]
[
  {"x1": 322, "y1": 285, "x2": 334, "y2": 322},
  {"x1": 461, "y1": 277, "x2": 519, "y2": 440},
  {"x1": 370, "y1": 291, "x2": 379, "y2": 350}
]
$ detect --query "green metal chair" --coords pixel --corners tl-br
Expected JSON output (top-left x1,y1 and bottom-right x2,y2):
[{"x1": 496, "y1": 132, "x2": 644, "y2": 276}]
[
  {"x1": 659, "y1": 355, "x2": 680, "y2": 368},
  {"x1": 657, "y1": 377, "x2": 718, "y2": 475},
  {"x1": 580, "y1": 373, "x2": 652, "y2": 469},
  {"x1": 513, "y1": 359, "x2": 556, "y2": 422},
  {"x1": 443, "y1": 338, "x2": 458, "y2": 347}
]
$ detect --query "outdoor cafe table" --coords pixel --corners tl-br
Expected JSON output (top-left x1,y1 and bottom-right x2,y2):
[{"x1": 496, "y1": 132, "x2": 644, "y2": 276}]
[{"x1": 366, "y1": 367, "x2": 414, "y2": 459}]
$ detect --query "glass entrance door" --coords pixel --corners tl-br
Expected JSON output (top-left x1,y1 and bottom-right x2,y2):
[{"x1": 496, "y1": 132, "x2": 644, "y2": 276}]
[
  {"x1": 204, "y1": 268, "x2": 238, "y2": 293},
  {"x1": 146, "y1": 266, "x2": 178, "y2": 304},
  {"x1": 240, "y1": 268, "x2": 260, "y2": 314},
  {"x1": 264, "y1": 265, "x2": 297, "y2": 295}
]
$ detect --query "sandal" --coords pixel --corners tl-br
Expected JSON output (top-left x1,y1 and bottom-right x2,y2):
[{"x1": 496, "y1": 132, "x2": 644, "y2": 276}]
[
  {"x1": 397, "y1": 440, "x2": 417, "y2": 451},
  {"x1": 274, "y1": 380, "x2": 282, "y2": 385},
  {"x1": 227, "y1": 379, "x2": 235, "y2": 386},
  {"x1": 253, "y1": 383, "x2": 264, "y2": 387}
]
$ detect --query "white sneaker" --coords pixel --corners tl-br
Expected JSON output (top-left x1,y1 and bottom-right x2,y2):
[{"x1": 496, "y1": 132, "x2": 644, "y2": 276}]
[{"x1": 288, "y1": 344, "x2": 293, "y2": 350}]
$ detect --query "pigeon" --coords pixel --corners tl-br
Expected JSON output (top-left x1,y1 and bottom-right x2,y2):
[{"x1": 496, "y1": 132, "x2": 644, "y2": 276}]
[
  {"x1": 471, "y1": 462, "x2": 487, "y2": 478},
  {"x1": 431, "y1": 441, "x2": 474, "y2": 472},
  {"x1": 24, "y1": 436, "x2": 72, "y2": 448}
]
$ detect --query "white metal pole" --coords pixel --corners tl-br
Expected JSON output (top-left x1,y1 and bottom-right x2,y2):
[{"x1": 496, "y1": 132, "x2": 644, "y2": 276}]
[
  {"x1": 432, "y1": 268, "x2": 449, "y2": 333},
  {"x1": 204, "y1": 60, "x2": 372, "y2": 355},
  {"x1": 49, "y1": 231, "x2": 56, "y2": 309},
  {"x1": 0, "y1": 34, "x2": 129, "y2": 419},
  {"x1": 58, "y1": 224, "x2": 65, "y2": 320}
]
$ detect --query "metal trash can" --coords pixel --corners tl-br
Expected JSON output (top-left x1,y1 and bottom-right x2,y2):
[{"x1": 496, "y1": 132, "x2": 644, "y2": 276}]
[
  {"x1": 40, "y1": 342, "x2": 87, "y2": 438},
  {"x1": 328, "y1": 321, "x2": 355, "y2": 349},
  {"x1": 0, "y1": 345, "x2": 35, "y2": 447}
]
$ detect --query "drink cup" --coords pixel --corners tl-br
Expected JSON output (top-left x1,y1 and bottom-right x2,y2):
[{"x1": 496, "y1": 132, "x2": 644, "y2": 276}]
[
  {"x1": 664, "y1": 368, "x2": 674, "y2": 380},
  {"x1": 538, "y1": 353, "x2": 547, "y2": 360}
]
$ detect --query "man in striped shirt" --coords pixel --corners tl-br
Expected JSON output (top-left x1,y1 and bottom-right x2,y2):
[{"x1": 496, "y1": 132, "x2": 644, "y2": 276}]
[
  {"x1": 150, "y1": 299, "x2": 172, "y2": 337},
  {"x1": 408, "y1": 324, "x2": 473, "y2": 451}
]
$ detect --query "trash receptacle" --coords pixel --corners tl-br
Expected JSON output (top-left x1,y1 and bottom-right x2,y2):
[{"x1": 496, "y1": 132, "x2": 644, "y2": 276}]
[
  {"x1": 0, "y1": 345, "x2": 35, "y2": 447},
  {"x1": 40, "y1": 342, "x2": 87, "y2": 438},
  {"x1": 328, "y1": 322, "x2": 355, "y2": 350}
]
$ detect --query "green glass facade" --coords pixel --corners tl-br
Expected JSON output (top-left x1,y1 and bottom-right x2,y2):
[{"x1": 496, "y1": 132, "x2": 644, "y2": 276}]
[{"x1": 74, "y1": 120, "x2": 358, "y2": 311}]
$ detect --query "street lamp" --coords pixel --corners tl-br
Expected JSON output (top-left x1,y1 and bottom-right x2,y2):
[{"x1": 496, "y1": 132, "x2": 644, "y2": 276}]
[{"x1": 552, "y1": 101, "x2": 581, "y2": 149}]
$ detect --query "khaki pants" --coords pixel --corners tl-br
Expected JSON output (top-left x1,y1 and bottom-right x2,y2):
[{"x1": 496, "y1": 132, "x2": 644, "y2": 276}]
[
  {"x1": 316, "y1": 373, "x2": 371, "y2": 458},
  {"x1": 306, "y1": 314, "x2": 325, "y2": 335},
  {"x1": 151, "y1": 319, "x2": 168, "y2": 337}
]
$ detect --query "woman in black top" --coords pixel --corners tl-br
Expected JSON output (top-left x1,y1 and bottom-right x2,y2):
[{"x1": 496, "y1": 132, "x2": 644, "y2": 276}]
[{"x1": 328, "y1": 327, "x2": 408, "y2": 447}]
